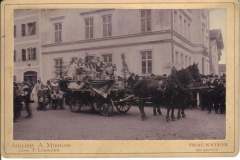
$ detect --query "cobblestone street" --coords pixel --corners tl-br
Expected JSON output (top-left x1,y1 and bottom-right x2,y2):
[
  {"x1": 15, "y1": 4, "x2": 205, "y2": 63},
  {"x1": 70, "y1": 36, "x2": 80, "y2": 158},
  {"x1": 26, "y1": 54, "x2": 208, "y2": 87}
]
[{"x1": 14, "y1": 103, "x2": 226, "y2": 140}]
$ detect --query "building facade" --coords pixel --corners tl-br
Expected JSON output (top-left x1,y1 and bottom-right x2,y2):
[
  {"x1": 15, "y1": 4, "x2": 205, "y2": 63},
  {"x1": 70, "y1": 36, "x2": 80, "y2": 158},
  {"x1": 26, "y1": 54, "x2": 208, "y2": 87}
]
[
  {"x1": 14, "y1": 9, "x2": 212, "y2": 83},
  {"x1": 14, "y1": 10, "x2": 42, "y2": 83},
  {"x1": 209, "y1": 29, "x2": 224, "y2": 75}
]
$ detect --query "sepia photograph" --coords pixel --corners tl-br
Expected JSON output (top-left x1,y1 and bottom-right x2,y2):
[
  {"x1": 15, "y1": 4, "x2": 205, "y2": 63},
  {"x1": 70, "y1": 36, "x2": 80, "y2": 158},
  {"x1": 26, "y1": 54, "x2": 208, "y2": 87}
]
[
  {"x1": 1, "y1": 0, "x2": 239, "y2": 157},
  {"x1": 12, "y1": 8, "x2": 227, "y2": 140}
]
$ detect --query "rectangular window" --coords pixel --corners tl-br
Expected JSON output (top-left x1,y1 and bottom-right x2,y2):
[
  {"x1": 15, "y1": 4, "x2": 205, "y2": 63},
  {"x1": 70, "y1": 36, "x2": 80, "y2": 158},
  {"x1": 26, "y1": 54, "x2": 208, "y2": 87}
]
[
  {"x1": 14, "y1": 50, "x2": 16, "y2": 62},
  {"x1": 27, "y1": 48, "x2": 31, "y2": 60},
  {"x1": 22, "y1": 49, "x2": 26, "y2": 61},
  {"x1": 185, "y1": 55, "x2": 188, "y2": 67},
  {"x1": 25, "y1": 47, "x2": 37, "y2": 61},
  {"x1": 189, "y1": 57, "x2": 192, "y2": 65},
  {"x1": 140, "y1": 10, "x2": 151, "y2": 32},
  {"x1": 183, "y1": 19, "x2": 187, "y2": 36},
  {"x1": 54, "y1": 23, "x2": 62, "y2": 42},
  {"x1": 179, "y1": 15, "x2": 182, "y2": 34},
  {"x1": 141, "y1": 50, "x2": 152, "y2": 74},
  {"x1": 14, "y1": 25, "x2": 16, "y2": 38},
  {"x1": 175, "y1": 51, "x2": 179, "y2": 66},
  {"x1": 27, "y1": 22, "x2": 36, "y2": 35},
  {"x1": 21, "y1": 24, "x2": 26, "y2": 36},
  {"x1": 29, "y1": 48, "x2": 36, "y2": 60},
  {"x1": 55, "y1": 58, "x2": 64, "y2": 78},
  {"x1": 85, "y1": 17, "x2": 94, "y2": 39},
  {"x1": 32, "y1": 48, "x2": 37, "y2": 60},
  {"x1": 102, "y1": 54, "x2": 112, "y2": 63},
  {"x1": 102, "y1": 15, "x2": 112, "y2": 37},
  {"x1": 188, "y1": 23, "x2": 191, "y2": 39},
  {"x1": 180, "y1": 53, "x2": 183, "y2": 68}
]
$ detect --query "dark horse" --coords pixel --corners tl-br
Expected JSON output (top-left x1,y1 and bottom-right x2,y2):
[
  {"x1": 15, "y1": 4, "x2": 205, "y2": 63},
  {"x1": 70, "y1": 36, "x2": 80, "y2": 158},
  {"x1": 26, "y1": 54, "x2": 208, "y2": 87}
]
[{"x1": 127, "y1": 64, "x2": 201, "y2": 121}]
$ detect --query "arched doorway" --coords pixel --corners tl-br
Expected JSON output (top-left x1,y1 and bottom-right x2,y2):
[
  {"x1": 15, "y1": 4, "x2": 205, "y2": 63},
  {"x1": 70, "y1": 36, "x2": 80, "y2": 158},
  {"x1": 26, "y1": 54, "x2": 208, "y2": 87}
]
[{"x1": 24, "y1": 71, "x2": 37, "y2": 84}]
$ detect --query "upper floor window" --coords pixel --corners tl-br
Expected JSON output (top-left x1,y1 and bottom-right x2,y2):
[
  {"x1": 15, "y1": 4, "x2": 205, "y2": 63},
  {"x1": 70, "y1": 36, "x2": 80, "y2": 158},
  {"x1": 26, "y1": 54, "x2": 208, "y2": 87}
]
[
  {"x1": 102, "y1": 15, "x2": 112, "y2": 37},
  {"x1": 27, "y1": 22, "x2": 36, "y2": 36},
  {"x1": 179, "y1": 15, "x2": 183, "y2": 33},
  {"x1": 54, "y1": 23, "x2": 62, "y2": 43},
  {"x1": 22, "y1": 49, "x2": 26, "y2": 61},
  {"x1": 21, "y1": 22, "x2": 36, "y2": 37},
  {"x1": 21, "y1": 48, "x2": 36, "y2": 61},
  {"x1": 14, "y1": 25, "x2": 16, "y2": 38},
  {"x1": 14, "y1": 50, "x2": 16, "y2": 62},
  {"x1": 140, "y1": 10, "x2": 151, "y2": 32},
  {"x1": 175, "y1": 51, "x2": 179, "y2": 65},
  {"x1": 21, "y1": 24, "x2": 26, "y2": 36},
  {"x1": 85, "y1": 17, "x2": 94, "y2": 39},
  {"x1": 141, "y1": 50, "x2": 152, "y2": 74},
  {"x1": 27, "y1": 47, "x2": 37, "y2": 60},
  {"x1": 102, "y1": 54, "x2": 112, "y2": 63}
]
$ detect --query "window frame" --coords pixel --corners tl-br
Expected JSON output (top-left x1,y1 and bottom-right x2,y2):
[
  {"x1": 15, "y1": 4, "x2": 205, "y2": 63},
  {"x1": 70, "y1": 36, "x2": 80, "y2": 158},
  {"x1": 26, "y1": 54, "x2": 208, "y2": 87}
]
[
  {"x1": 102, "y1": 54, "x2": 112, "y2": 63},
  {"x1": 54, "y1": 22, "x2": 62, "y2": 43},
  {"x1": 27, "y1": 22, "x2": 36, "y2": 36},
  {"x1": 141, "y1": 50, "x2": 152, "y2": 74},
  {"x1": 85, "y1": 17, "x2": 94, "y2": 39},
  {"x1": 14, "y1": 25, "x2": 16, "y2": 38},
  {"x1": 140, "y1": 9, "x2": 152, "y2": 33},
  {"x1": 54, "y1": 57, "x2": 64, "y2": 78},
  {"x1": 21, "y1": 24, "x2": 26, "y2": 37},
  {"x1": 22, "y1": 49, "x2": 26, "y2": 61},
  {"x1": 102, "y1": 14, "x2": 112, "y2": 37}
]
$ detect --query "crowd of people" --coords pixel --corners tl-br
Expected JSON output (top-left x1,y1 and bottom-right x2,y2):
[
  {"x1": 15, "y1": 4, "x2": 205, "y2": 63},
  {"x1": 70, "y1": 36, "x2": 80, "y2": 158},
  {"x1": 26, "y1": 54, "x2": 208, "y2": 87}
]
[
  {"x1": 199, "y1": 74, "x2": 226, "y2": 114},
  {"x1": 13, "y1": 59, "x2": 226, "y2": 122},
  {"x1": 66, "y1": 56, "x2": 117, "y2": 81}
]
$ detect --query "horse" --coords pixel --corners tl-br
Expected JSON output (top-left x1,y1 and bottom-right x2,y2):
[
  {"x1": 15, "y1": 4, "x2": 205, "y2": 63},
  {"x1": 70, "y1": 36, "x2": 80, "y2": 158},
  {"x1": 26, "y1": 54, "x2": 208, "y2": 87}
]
[
  {"x1": 127, "y1": 75, "x2": 167, "y2": 120},
  {"x1": 167, "y1": 64, "x2": 201, "y2": 121},
  {"x1": 126, "y1": 63, "x2": 201, "y2": 121}
]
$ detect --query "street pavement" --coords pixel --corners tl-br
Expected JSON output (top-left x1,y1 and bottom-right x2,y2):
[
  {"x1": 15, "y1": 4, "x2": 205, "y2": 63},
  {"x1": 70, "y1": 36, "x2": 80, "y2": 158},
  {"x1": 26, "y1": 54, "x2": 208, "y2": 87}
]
[{"x1": 14, "y1": 103, "x2": 225, "y2": 140}]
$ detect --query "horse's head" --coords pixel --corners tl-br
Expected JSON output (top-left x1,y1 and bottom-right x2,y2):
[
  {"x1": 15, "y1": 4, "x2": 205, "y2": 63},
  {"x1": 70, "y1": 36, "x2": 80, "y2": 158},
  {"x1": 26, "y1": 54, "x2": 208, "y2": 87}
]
[
  {"x1": 187, "y1": 63, "x2": 201, "y2": 82},
  {"x1": 126, "y1": 73, "x2": 139, "y2": 88}
]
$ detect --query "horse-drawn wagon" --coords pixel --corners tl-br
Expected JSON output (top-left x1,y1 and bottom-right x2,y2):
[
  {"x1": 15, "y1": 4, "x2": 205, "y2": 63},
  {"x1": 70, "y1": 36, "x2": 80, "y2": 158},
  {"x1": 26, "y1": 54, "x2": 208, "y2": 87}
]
[{"x1": 59, "y1": 79, "x2": 132, "y2": 116}]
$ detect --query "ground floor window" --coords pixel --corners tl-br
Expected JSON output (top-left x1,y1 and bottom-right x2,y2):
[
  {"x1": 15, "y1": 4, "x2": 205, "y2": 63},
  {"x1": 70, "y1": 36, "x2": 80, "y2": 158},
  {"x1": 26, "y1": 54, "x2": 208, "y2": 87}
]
[
  {"x1": 141, "y1": 50, "x2": 152, "y2": 74},
  {"x1": 102, "y1": 54, "x2": 112, "y2": 63},
  {"x1": 54, "y1": 58, "x2": 64, "y2": 78}
]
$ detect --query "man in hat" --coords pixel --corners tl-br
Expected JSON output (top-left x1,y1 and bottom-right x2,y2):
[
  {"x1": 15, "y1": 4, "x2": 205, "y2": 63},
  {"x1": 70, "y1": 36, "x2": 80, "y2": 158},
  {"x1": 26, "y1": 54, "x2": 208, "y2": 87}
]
[{"x1": 23, "y1": 83, "x2": 32, "y2": 118}]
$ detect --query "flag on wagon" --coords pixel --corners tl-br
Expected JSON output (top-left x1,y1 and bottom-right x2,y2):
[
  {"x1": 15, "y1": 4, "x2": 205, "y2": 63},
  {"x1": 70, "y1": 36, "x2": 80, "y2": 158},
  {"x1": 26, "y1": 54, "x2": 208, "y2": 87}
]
[{"x1": 89, "y1": 80, "x2": 115, "y2": 98}]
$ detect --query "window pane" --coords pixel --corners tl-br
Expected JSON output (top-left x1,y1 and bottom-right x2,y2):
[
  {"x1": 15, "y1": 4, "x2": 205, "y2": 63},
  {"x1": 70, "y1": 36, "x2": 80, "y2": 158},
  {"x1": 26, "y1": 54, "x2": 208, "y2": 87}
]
[
  {"x1": 21, "y1": 24, "x2": 26, "y2": 36},
  {"x1": 142, "y1": 52, "x2": 146, "y2": 59},
  {"x1": 14, "y1": 50, "x2": 16, "y2": 62},
  {"x1": 14, "y1": 25, "x2": 16, "y2": 38},
  {"x1": 148, "y1": 61, "x2": 152, "y2": 73},
  {"x1": 147, "y1": 52, "x2": 152, "y2": 59},
  {"x1": 142, "y1": 61, "x2": 146, "y2": 74},
  {"x1": 22, "y1": 49, "x2": 26, "y2": 61},
  {"x1": 28, "y1": 22, "x2": 36, "y2": 35}
]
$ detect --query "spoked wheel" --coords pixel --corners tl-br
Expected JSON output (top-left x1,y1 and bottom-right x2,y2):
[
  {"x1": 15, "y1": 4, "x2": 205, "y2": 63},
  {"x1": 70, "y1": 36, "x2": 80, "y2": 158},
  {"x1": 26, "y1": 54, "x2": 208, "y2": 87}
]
[
  {"x1": 99, "y1": 101, "x2": 113, "y2": 116},
  {"x1": 116, "y1": 103, "x2": 131, "y2": 114},
  {"x1": 69, "y1": 99, "x2": 82, "y2": 112}
]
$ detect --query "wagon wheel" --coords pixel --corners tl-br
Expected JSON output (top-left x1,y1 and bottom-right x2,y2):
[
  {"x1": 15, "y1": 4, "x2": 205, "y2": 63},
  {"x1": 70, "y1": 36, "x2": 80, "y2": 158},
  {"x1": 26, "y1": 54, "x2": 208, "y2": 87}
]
[
  {"x1": 69, "y1": 99, "x2": 82, "y2": 112},
  {"x1": 116, "y1": 103, "x2": 131, "y2": 114},
  {"x1": 99, "y1": 101, "x2": 113, "y2": 116}
]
